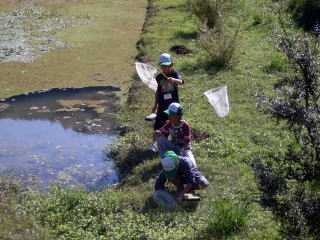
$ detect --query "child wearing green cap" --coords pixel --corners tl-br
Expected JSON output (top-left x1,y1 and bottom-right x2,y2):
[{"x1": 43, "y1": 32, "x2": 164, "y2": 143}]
[
  {"x1": 150, "y1": 53, "x2": 183, "y2": 152},
  {"x1": 155, "y1": 102, "x2": 197, "y2": 168},
  {"x1": 155, "y1": 150, "x2": 209, "y2": 202}
]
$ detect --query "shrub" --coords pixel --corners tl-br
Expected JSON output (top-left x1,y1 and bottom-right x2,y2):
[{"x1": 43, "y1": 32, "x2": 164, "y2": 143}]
[
  {"x1": 188, "y1": 0, "x2": 221, "y2": 31},
  {"x1": 188, "y1": 0, "x2": 234, "y2": 31},
  {"x1": 200, "y1": 26, "x2": 239, "y2": 68},
  {"x1": 206, "y1": 199, "x2": 249, "y2": 237},
  {"x1": 259, "y1": 31, "x2": 320, "y2": 238}
]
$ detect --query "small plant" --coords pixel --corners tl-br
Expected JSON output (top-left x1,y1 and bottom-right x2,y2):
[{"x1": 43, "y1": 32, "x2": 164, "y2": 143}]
[
  {"x1": 264, "y1": 53, "x2": 289, "y2": 73},
  {"x1": 188, "y1": 0, "x2": 234, "y2": 32},
  {"x1": 200, "y1": 26, "x2": 239, "y2": 68},
  {"x1": 206, "y1": 199, "x2": 249, "y2": 237},
  {"x1": 188, "y1": 0, "x2": 220, "y2": 31}
]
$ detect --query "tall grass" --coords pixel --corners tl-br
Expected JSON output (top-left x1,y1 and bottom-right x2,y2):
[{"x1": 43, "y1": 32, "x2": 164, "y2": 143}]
[{"x1": 206, "y1": 199, "x2": 249, "y2": 237}]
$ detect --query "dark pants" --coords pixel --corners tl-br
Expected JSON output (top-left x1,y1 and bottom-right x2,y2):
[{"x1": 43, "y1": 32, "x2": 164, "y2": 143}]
[{"x1": 154, "y1": 111, "x2": 168, "y2": 130}]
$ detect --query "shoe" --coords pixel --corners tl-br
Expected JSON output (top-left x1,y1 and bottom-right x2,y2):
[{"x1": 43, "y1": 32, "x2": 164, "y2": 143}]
[
  {"x1": 183, "y1": 193, "x2": 201, "y2": 202},
  {"x1": 149, "y1": 142, "x2": 158, "y2": 153},
  {"x1": 145, "y1": 113, "x2": 157, "y2": 121}
]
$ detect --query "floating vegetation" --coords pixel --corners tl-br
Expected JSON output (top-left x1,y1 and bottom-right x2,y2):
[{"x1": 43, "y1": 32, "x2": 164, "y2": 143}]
[{"x1": 0, "y1": 5, "x2": 90, "y2": 63}]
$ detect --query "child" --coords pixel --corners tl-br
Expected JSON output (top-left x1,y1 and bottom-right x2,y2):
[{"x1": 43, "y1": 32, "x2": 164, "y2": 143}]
[
  {"x1": 155, "y1": 102, "x2": 197, "y2": 167},
  {"x1": 150, "y1": 53, "x2": 183, "y2": 152},
  {"x1": 154, "y1": 150, "x2": 209, "y2": 202}
]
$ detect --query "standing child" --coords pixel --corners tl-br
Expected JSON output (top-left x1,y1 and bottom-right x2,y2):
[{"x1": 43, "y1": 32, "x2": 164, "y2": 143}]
[
  {"x1": 155, "y1": 102, "x2": 197, "y2": 167},
  {"x1": 150, "y1": 53, "x2": 184, "y2": 152}
]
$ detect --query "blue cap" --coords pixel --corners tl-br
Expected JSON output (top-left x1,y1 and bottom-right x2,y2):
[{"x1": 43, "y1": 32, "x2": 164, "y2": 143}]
[
  {"x1": 159, "y1": 53, "x2": 172, "y2": 66},
  {"x1": 164, "y1": 102, "x2": 183, "y2": 116}
]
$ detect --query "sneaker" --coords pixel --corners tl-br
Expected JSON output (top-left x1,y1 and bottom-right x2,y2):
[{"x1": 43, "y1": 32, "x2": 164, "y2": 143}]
[
  {"x1": 145, "y1": 113, "x2": 157, "y2": 121},
  {"x1": 183, "y1": 193, "x2": 201, "y2": 202},
  {"x1": 149, "y1": 142, "x2": 158, "y2": 153}
]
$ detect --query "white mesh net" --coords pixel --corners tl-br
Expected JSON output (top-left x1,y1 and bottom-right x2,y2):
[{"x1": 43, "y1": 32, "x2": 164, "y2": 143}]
[
  {"x1": 135, "y1": 62, "x2": 158, "y2": 92},
  {"x1": 204, "y1": 86, "x2": 230, "y2": 118}
]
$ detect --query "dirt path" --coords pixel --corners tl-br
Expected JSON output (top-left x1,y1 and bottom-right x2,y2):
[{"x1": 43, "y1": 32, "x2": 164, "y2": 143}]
[{"x1": 0, "y1": 0, "x2": 147, "y2": 99}]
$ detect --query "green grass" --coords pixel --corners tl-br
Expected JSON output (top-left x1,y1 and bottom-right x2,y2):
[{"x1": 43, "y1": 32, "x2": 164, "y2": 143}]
[
  {"x1": 206, "y1": 199, "x2": 249, "y2": 237},
  {"x1": 0, "y1": 0, "x2": 299, "y2": 239},
  {"x1": 112, "y1": 0, "x2": 288, "y2": 238}
]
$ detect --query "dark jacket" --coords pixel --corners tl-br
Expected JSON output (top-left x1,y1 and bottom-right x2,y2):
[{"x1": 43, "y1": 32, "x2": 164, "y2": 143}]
[{"x1": 155, "y1": 156, "x2": 205, "y2": 190}]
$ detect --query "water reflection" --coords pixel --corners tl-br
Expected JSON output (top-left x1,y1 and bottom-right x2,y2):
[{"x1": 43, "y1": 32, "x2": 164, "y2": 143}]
[
  {"x1": 0, "y1": 87, "x2": 121, "y2": 190},
  {"x1": 0, "y1": 119, "x2": 118, "y2": 190}
]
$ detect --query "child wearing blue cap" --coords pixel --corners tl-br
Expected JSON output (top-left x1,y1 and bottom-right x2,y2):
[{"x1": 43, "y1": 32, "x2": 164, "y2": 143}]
[
  {"x1": 150, "y1": 53, "x2": 184, "y2": 152},
  {"x1": 156, "y1": 102, "x2": 197, "y2": 168}
]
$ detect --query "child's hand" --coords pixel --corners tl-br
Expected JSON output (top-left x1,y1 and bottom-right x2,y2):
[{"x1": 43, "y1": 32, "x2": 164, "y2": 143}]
[
  {"x1": 155, "y1": 130, "x2": 162, "y2": 136},
  {"x1": 167, "y1": 77, "x2": 174, "y2": 83},
  {"x1": 167, "y1": 77, "x2": 183, "y2": 85}
]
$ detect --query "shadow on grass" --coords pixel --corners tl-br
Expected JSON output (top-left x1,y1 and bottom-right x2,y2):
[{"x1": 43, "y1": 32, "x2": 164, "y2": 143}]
[
  {"x1": 117, "y1": 147, "x2": 158, "y2": 179},
  {"x1": 174, "y1": 30, "x2": 198, "y2": 40},
  {"x1": 180, "y1": 58, "x2": 225, "y2": 76},
  {"x1": 141, "y1": 195, "x2": 199, "y2": 213},
  {"x1": 141, "y1": 163, "x2": 161, "y2": 182}
]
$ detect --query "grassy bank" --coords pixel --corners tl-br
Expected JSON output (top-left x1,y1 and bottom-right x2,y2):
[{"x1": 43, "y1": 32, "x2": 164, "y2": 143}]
[
  {"x1": 1, "y1": 0, "x2": 299, "y2": 239},
  {"x1": 112, "y1": 0, "x2": 287, "y2": 238}
]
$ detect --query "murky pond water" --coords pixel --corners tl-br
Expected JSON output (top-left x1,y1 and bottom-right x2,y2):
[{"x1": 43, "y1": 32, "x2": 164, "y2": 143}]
[{"x1": 0, "y1": 86, "x2": 121, "y2": 190}]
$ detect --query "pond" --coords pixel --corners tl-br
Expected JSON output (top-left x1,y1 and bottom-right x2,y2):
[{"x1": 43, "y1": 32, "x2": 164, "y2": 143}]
[{"x1": 0, "y1": 86, "x2": 122, "y2": 190}]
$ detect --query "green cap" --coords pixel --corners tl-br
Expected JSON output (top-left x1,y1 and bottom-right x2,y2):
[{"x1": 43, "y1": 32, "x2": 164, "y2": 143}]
[{"x1": 161, "y1": 151, "x2": 179, "y2": 179}]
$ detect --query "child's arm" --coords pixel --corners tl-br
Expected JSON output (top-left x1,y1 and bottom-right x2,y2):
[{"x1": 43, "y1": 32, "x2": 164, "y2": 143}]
[
  {"x1": 176, "y1": 184, "x2": 193, "y2": 202},
  {"x1": 155, "y1": 171, "x2": 167, "y2": 190},
  {"x1": 156, "y1": 121, "x2": 170, "y2": 136},
  {"x1": 167, "y1": 77, "x2": 183, "y2": 85},
  {"x1": 182, "y1": 122, "x2": 192, "y2": 149}
]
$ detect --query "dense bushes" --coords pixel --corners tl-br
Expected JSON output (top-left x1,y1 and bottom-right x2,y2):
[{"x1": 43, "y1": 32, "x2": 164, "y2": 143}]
[
  {"x1": 258, "y1": 31, "x2": 320, "y2": 239},
  {"x1": 289, "y1": 0, "x2": 320, "y2": 33}
]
